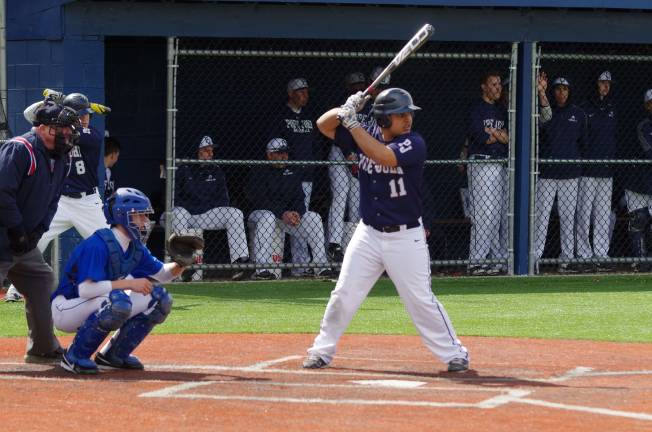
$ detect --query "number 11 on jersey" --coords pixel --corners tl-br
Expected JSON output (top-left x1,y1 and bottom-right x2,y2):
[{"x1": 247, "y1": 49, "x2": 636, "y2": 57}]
[{"x1": 389, "y1": 177, "x2": 407, "y2": 198}]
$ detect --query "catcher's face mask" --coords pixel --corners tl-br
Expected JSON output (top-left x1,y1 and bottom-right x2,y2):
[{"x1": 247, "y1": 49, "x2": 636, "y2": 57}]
[{"x1": 127, "y1": 210, "x2": 155, "y2": 245}]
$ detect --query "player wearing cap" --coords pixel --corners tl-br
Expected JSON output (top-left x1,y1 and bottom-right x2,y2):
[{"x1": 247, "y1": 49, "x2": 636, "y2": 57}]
[
  {"x1": 0, "y1": 101, "x2": 80, "y2": 362},
  {"x1": 5, "y1": 92, "x2": 111, "y2": 302},
  {"x1": 576, "y1": 71, "x2": 617, "y2": 272},
  {"x1": 326, "y1": 72, "x2": 365, "y2": 262},
  {"x1": 173, "y1": 136, "x2": 252, "y2": 281},
  {"x1": 247, "y1": 138, "x2": 333, "y2": 280},
  {"x1": 466, "y1": 70, "x2": 508, "y2": 276},
  {"x1": 303, "y1": 88, "x2": 469, "y2": 373},
  {"x1": 623, "y1": 89, "x2": 652, "y2": 271},
  {"x1": 535, "y1": 76, "x2": 588, "y2": 273}
]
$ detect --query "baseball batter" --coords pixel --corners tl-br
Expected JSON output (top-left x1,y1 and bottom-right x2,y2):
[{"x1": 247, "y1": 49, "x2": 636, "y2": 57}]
[
  {"x1": 51, "y1": 188, "x2": 181, "y2": 374},
  {"x1": 303, "y1": 88, "x2": 469, "y2": 373},
  {"x1": 5, "y1": 92, "x2": 109, "y2": 302}
]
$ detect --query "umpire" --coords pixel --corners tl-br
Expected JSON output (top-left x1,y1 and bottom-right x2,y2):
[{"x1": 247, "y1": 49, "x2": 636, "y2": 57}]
[{"x1": 0, "y1": 102, "x2": 80, "y2": 363}]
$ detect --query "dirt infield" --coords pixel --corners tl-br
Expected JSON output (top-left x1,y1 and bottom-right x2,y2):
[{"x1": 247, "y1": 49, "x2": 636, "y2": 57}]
[{"x1": 1, "y1": 334, "x2": 651, "y2": 431}]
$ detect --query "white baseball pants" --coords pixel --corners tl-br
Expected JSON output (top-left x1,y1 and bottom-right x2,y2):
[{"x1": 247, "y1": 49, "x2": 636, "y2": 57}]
[
  {"x1": 37, "y1": 193, "x2": 108, "y2": 251},
  {"x1": 308, "y1": 222, "x2": 468, "y2": 365},
  {"x1": 327, "y1": 145, "x2": 360, "y2": 245},
  {"x1": 468, "y1": 162, "x2": 508, "y2": 263},
  {"x1": 172, "y1": 206, "x2": 249, "y2": 262},
  {"x1": 51, "y1": 289, "x2": 156, "y2": 333},
  {"x1": 290, "y1": 181, "x2": 314, "y2": 275},
  {"x1": 576, "y1": 176, "x2": 613, "y2": 259},
  {"x1": 249, "y1": 209, "x2": 328, "y2": 275},
  {"x1": 535, "y1": 178, "x2": 579, "y2": 260}
]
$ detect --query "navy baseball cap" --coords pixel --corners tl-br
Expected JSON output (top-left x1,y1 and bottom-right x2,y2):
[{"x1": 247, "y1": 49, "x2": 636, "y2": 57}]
[
  {"x1": 370, "y1": 66, "x2": 391, "y2": 86},
  {"x1": 598, "y1": 71, "x2": 612, "y2": 82},
  {"x1": 644, "y1": 89, "x2": 652, "y2": 104},
  {"x1": 266, "y1": 138, "x2": 289, "y2": 153}
]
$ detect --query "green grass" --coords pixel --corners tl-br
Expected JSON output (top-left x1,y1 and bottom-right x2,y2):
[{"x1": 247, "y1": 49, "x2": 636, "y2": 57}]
[{"x1": 2, "y1": 274, "x2": 651, "y2": 342}]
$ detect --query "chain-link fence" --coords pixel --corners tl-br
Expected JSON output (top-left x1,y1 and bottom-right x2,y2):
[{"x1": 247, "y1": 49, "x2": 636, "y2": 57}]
[
  {"x1": 533, "y1": 42, "x2": 652, "y2": 274},
  {"x1": 167, "y1": 37, "x2": 516, "y2": 280}
]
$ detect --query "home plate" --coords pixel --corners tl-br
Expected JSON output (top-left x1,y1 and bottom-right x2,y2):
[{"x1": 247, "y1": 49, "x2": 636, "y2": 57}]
[{"x1": 350, "y1": 380, "x2": 427, "y2": 389}]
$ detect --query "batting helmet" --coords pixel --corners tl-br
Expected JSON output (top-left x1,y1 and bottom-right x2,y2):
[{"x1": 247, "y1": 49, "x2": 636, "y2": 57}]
[
  {"x1": 103, "y1": 187, "x2": 155, "y2": 245},
  {"x1": 62, "y1": 93, "x2": 93, "y2": 115},
  {"x1": 371, "y1": 88, "x2": 421, "y2": 128}
]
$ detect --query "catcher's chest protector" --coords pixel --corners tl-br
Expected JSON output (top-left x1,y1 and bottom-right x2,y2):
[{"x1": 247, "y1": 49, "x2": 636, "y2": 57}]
[{"x1": 97, "y1": 229, "x2": 145, "y2": 280}]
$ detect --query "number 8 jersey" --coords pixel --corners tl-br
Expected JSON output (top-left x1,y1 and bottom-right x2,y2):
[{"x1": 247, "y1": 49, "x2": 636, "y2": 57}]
[
  {"x1": 334, "y1": 123, "x2": 426, "y2": 227},
  {"x1": 62, "y1": 125, "x2": 103, "y2": 196}
]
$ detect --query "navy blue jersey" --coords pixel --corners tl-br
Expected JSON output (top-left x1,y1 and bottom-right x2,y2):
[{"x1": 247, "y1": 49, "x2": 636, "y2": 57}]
[
  {"x1": 580, "y1": 96, "x2": 617, "y2": 178},
  {"x1": 175, "y1": 164, "x2": 229, "y2": 215},
  {"x1": 51, "y1": 229, "x2": 163, "y2": 300},
  {"x1": 335, "y1": 124, "x2": 426, "y2": 226},
  {"x1": 247, "y1": 165, "x2": 305, "y2": 218},
  {"x1": 270, "y1": 104, "x2": 318, "y2": 181},
  {"x1": 0, "y1": 131, "x2": 69, "y2": 261},
  {"x1": 539, "y1": 104, "x2": 588, "y2": 179},
  {"x1": 467, "y1": 98, "x2": 508, "y2": 158},
  {"x1": 62, "y1": 125, "x2": 103, "y2": 195}
]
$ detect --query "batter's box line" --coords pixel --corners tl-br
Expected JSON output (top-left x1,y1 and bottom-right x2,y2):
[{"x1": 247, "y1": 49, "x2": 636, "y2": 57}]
[{"x1": 139, "y1": 381, "x2": 531, "y2": 409}]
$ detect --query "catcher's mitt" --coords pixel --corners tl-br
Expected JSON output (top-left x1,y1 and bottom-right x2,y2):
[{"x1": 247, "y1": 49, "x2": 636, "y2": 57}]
[{"x1": 167, "y1": 234, "x2": 205, "y2": 266}]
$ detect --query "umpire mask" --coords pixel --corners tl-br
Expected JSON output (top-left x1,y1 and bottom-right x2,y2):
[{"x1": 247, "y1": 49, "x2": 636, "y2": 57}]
[{"x1": 52, "y1": 107, "x2": 81, "y2": 157}]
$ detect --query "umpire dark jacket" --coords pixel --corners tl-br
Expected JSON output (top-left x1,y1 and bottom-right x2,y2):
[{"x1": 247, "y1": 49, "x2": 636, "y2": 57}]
[
  {"x1": 539, "y1": 103, "x2": 588, "y2": 179},
  {"x1": 579, "y1": 95, "x2": 617, "y2": 178},
  {"x1": 0, "y1": 131, "x2": 68, "y2": 262},
  {"x1": 247, "y1": 164, "x2": 306, "y2": 218},
  {"x1": 175, "y1": 164, "x2": 230, "y2": 215}
]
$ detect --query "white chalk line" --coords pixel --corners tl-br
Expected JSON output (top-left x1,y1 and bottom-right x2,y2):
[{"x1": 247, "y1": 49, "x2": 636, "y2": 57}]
[
  {"x1": 513, "y1": 398, "x2": 652, "y2": 421},
  {"x1": 140, "y1": 386, "x2": 531, "y2": 409},
  {"x1": 241, "y1": 355, "x2": 303, "y2": 371}
]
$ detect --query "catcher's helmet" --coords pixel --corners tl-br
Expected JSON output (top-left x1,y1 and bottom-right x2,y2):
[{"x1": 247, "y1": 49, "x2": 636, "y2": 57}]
[
  {"x1": 103, "y1": 187, "x2": 155, "y2": 244},
  {"x1": 372, "y1": 88, "x2": 421, "y2": 128},
  {"x1": 62, "y1": 92, "x2": 93, "y2": 115}
]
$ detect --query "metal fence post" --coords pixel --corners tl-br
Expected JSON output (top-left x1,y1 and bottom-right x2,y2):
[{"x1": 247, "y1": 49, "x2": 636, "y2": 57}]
[{"x1": 514, "y1": 42, "x2": 534, "y2": 275}]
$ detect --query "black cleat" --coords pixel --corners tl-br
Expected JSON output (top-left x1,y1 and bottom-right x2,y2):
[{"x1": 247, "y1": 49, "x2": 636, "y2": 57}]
[
  {"x1": 303, "y1": 355, "x2": 328, "y2": 369},
  {"x1": 447, "y1": 358, "x2": 469, "y2": 373}
]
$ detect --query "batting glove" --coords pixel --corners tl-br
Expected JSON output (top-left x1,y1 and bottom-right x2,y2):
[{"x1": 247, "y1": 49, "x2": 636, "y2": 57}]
[
  {"x1": 343, "y1": 91, "x2": 369, "y2": 113},
  {"x1": 43, "y1": 88, "x2": 65, "y2": 103},
  {"x1": 90, "y1": 102, "x2": 112, "y2": 115},
  {"x1": 337, "y1": 106, "x2": 360, "y2": 130}
]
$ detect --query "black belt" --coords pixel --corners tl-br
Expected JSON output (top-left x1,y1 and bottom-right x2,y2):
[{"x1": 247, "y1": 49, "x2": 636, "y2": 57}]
[
  {"x1": 64, "y1": 187, "x2": 99, "y2": 199},
  {"x1": 364, "y1": 220, "x2": 420, "y2": 233}
]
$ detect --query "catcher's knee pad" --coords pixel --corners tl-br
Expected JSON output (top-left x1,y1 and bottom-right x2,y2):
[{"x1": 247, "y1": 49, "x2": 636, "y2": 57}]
[
  {"x1": 147, "y1": 286, "x2": 173, "y2": 325},
  {"x1": 98, "y1": 290, "x2": 133, "y2": 331},
  {"x1": 629, "y1": 208, "x2": 650, "y2": 233}
]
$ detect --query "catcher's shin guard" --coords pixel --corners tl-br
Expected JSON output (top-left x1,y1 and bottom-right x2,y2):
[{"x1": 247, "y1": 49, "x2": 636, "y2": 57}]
[
  {"x1": 64, "y1": 290, "x2": 132, "y2": 372},
  {"x1": 98, "y1": 286, "x2": 172, "y2": 369}
]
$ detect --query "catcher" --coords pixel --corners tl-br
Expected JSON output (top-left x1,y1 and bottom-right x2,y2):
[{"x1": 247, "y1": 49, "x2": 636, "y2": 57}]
[{"x1": 50, "y1": 187, "x2": 204, "y2": 374}]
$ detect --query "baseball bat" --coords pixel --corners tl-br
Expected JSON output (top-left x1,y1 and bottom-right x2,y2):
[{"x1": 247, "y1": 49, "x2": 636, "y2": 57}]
[{"x1": 363, "y1": 24, "x2": 435, "y2": 97}]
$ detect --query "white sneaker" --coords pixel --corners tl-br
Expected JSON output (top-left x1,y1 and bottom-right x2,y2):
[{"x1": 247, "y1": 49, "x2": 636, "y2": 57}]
[{"x1": 4, "y1": 285, "x2": 23, "y2": 302}]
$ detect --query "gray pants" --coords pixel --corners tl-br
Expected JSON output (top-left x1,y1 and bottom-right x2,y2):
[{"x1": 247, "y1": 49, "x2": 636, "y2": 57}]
[{"x1": 1, "y1": 248, "x2": 61, "y2": 356}]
